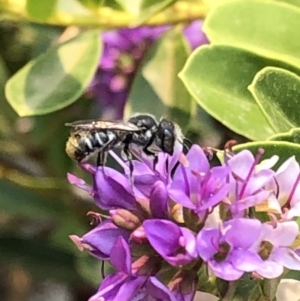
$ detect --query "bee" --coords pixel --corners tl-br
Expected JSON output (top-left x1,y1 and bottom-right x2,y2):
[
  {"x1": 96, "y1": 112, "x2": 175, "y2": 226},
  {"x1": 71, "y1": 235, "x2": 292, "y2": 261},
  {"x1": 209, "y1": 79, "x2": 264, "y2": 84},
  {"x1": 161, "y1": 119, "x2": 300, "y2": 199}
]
[
  {"x1": 127, "y1": 114, "x2": 184, "y2": 157},
  {"x1": 65, "y1": 119, "x2": 142, "y2": 168},
  {"x1": 65, "y1": 114, "x2": 184, "y2": 175}
]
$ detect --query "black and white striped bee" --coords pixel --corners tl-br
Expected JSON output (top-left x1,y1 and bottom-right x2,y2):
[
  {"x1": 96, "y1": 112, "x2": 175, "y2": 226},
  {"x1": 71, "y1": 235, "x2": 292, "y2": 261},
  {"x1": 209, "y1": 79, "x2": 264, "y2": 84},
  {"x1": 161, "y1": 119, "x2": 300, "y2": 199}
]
[{"x1": 65, "y1": 114, "x2": 184, "y2": 175}]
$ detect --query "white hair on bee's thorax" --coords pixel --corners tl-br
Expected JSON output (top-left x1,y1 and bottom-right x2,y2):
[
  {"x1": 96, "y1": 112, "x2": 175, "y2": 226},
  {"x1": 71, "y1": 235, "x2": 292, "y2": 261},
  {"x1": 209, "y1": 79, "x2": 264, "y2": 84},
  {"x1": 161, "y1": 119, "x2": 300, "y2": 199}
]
[{"x1": 173, "y1": 122, "x2": 185, "y2": 153}]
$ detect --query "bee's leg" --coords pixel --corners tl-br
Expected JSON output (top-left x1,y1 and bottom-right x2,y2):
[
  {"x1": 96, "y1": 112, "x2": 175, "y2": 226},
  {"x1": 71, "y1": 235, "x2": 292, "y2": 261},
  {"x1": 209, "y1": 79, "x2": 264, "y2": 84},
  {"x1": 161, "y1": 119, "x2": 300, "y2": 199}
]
[
  {"x1": 97, "y1": 151, "x2": 107, "y2": 175},
  {"x1": 97, "y1": 137, "x2": 116, "y2": 172},
  {"x1": 123, "y1": 146, "x2": 134, "y2": 187},
  {"x1": 165, "y1": 157, "x2": 169, "y2": 174}
]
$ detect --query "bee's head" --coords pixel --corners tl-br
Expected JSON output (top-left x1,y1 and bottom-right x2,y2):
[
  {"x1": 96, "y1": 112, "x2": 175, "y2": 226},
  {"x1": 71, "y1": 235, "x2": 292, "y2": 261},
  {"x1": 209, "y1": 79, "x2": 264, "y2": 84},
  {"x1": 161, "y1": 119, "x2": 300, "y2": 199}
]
[
  {"x1": 155, "y1": 119, "x2": 183, "y2": 155},
  {"x1": 66, "y1": 136, "x2": 86, "y2": 162},
  {"x1": 128, "y1": 114, "x2": 158, "y2": 131}
]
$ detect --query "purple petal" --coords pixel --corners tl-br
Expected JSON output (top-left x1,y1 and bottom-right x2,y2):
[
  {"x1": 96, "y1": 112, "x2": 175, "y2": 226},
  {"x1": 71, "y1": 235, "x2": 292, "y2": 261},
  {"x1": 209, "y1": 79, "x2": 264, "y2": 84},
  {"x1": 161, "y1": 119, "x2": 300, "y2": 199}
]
[
  {"x1": 196, "y1": 228, "x2": 220, "y2": 261},
  {"x1": 93, "y1": 167, "x2": 137, "y2": 210},
  {"x1": 262, "y1": 221, "x2": 298, "y2": 247},
  {"x1": 227, "y1": 150, "x2": 255, "y2": 180},
  {"x1": 276, "y1": 157, "x2": 299, "y2": 198},
  {"x1": 153, "y1": 152, "x2": 169, "y2": 179},
  {"x1": 146, "y1": 277, "x2": 176, "y2": 301},
  {"x1": 209, "y1": 260, "x2": 244, "y2": 281},
  {"x1": 183, "y1": 20, "x2": 209, "y2": 51},
  {"x1": 168, "y1": 146, "x2": 184, "y2": 172},
  {"x1": 89, "y1": 273, "x2": 127, "y2": 301},
  {"x1": 134, "y1": 174, "x2": 160, "y2": 198},
  {"x1": 181, "y1": 227, "x2": 197, "y2": 258},
  {"x1": 143, "y1": 220, "x2": 195, "y2": 266},
  {"x1": 199, "y1": 166, "x2": 230, "y2": 210},
  {"x1": 285, "y1": 202, "x2": 300, "y2": 219},
  {"x1": 224, "y1": 218, "x2": 262, "y2": 248},
  {"x1": 150, "y1": 181, "x2": 168, "y2": 218},
  {"x1": 132, "y1": 160, "x2": 153, "y2": 176},
  {"x1": 200, "y1": 183, "x2": 230, "y2": 211},
  {"x1": 231, "y1": 190, "x2": 271, "y2": 212},
  {"x1": 173, "y1": 145, "x2": 209, "y2": 191},
  {"x1": 110, "y1": 237, "x2": 131, "y2": 274},
  {"x1": 168, "y1": 187, "x2": 196, "y2": 209},
  {"x1": 143, "y1": 219, "x2": 181, "y2": 255},
  {"x1": 113, "y1": 276, "x2": 147, "y2": 301},
  {"x1": 230, "y1": 249, "x2": 263, "y2": 271},
  {"x1": 270, "y1": 247, "x2": 300, "y2": 270},
  {"x1": 81, "y1": 220, "x2": 130, "y2": 260},
  {"x1": 255, "y1": 260, "x2": 284, "y2": 278},
  {"x1": 245, "y1": 169, "x2": 275, "y2": 195},
  {"x1": 67, "y1": 173, "x2": 93, "y2": 193}
]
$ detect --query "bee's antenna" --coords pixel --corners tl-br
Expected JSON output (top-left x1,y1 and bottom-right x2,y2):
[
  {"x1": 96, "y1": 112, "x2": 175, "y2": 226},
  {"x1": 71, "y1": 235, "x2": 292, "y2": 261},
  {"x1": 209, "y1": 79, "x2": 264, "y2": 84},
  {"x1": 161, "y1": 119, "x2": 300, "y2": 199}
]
[
  {"x1": 183, "y1": 137, "x2": 192, "y2": 151},
  {"x1": 178, "y1": 137, "x2": 192, "y2": 153}
]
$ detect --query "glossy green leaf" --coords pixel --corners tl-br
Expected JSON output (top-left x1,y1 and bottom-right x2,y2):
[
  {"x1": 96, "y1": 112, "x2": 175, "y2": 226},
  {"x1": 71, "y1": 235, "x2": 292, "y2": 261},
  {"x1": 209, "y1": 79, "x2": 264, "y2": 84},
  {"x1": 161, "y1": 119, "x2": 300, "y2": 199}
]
[
  {"x1": 115, "y1": 0, "x2": 143, "y2": 13},
  {"x1": 249, "y1": 67, "x2": 300, "y2": 133},
  {"x1": 5, "y1": 30, "x2": 101, "y2": 117},
  {"x1": 204, "y1": 0, "x2": 300, "y2": 68},
  {"x1": 26, "y1": 0, "x2": 58, "y2": 20},
  {"x1": 127, "y1": 73, "x2": 166, "y2": 117},
  {"x1": 284, "y1": 270, "x2": 300, "y2": 280},
  {"x1": 180, "y1": 45, "x2": 290, "y2": 140},
  {"x1": 132, "y1": 0, "x2": 176, "y2": 25},
  {"x1": 58, "y1": 0, "x2": 94, "y2": 14},
  {"x1": 0, "y1": 180, "x2": 65, "y2": 219},
  {"x1": 268, "y1": 128, "x2": 300, "y2": 143},
  {"x1": 233, "y1": 141, "x2": 300, "y2": 167},
  {"x1": 275, "y1": 0, "x2": 300, "y2": 8},
  {"x1": 232, "y1": 275, "x2": 264, "y2": 301},
  {"x1": 0, "y1": 54, "x2": 16, "y2": 132},
  {"x1": 203, "y1": 0, "x2": 227, "y2": 6},
  {"x1": 143, "y1": 28, "x2": 194, "y2": 126},
  {"x1": 0, "y1": 235, "x2": 80, "y2": 283},
  {"x1": 77, "y1": 0, "x2": 105, "y2": 9}
]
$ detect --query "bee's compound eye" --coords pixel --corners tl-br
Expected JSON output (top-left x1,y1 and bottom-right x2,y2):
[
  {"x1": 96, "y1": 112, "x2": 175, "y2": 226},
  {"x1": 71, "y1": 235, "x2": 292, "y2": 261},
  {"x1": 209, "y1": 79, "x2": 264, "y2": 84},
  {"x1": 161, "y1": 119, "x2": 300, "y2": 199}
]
[{"x1": 162, "y1": 129, "x2": 175, "y2": 155}]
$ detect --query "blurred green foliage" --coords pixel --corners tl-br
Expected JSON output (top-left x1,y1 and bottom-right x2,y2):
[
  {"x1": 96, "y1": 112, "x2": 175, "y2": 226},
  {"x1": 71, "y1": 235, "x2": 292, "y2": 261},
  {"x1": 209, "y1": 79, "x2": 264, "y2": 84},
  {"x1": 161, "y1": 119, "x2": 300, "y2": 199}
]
[{"x1": 1, "y1": 0, "x2": 300, "y2": 300}]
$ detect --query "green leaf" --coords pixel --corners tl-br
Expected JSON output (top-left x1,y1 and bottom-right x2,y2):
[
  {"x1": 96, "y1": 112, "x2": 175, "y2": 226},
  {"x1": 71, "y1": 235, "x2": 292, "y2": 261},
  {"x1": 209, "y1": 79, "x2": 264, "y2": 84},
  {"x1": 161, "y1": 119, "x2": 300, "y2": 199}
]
[
  {"x1": 203, "y1": 0, "x2": 227, "y2": 7},
  {"x1": 76, "y1": 0, "x2": 110, "y2": 10},
  {"x1": 115, "y1": 0, "x2": 143, "y2": 13},
  {"x1": 284, "y1": 270, "x2": 300, "y2": 280},
  {"x1": 268, "y1": 128, "x2": 300, "y2": 143},
  {"x1": 275, "y1": 0, "x2": 300, "y2": 9},
  {"x1": 179, "y1": 45, "x2": 280, "y2": 140},
  {"x1": 0, "y1": 54, "x2": 16, "y2": 132},
  {"x1": 127, "y1": 72, "x2": 166, "y2": 117},
  {"x1": 142, "y1": 28, "x2": 194, "y2": 127},
  {"x1": 132, "y1": 0, "x2": 176, "y2": 25},
  {"x1": 249, "y1": 67, "x2": 300, "y2": 132},
  {"x1": 0, "y1": 235, "x2": 80, "y2": 283},
  {"x1": 204, "y1": 0, "x2": 300, "y2": 68},
  {"x1": 57, "y1": 0, "x2": 93, "y2": 14},
  {"x1": 5, "y1": 30, "x2": 101, "y2": 117},
  {"x1": 26, "y1": 0, "x2": 58, "y2": 20},
  {"x1": 0, "y1": 180, "x2": 65, "y2": 219},
  {"x1": 232, "y1": 275, "x2": 265, "y2": 301},
  {"x1": 233, "y1": 140, "x2": 300, "y2": 167}
]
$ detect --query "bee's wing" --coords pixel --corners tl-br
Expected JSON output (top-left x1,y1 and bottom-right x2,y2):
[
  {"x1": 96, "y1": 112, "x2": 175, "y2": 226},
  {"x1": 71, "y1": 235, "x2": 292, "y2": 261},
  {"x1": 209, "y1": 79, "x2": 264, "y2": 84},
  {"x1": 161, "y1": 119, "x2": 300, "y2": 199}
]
[{"x1": 65, "y1": 119, "x2": 142, "y2": 132}]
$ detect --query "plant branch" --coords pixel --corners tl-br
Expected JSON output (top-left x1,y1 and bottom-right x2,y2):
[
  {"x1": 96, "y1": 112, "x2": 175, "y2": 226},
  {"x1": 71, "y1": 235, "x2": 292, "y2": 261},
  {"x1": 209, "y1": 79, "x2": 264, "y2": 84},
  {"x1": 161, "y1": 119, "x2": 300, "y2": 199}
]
[{"x1": 0, "y1": 0, "x2": 209, "y2": 29}]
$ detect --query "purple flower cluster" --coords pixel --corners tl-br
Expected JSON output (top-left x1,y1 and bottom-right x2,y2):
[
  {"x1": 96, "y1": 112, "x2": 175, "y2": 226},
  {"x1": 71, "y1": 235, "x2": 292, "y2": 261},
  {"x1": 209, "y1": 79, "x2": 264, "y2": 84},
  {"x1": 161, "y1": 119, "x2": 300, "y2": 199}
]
[
  {"x1": 88, "y1": 21, "x2": 208, "y2": 120},
  {"x1": 68, "y1": 145, "x2": 300, "y2": 301}
]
